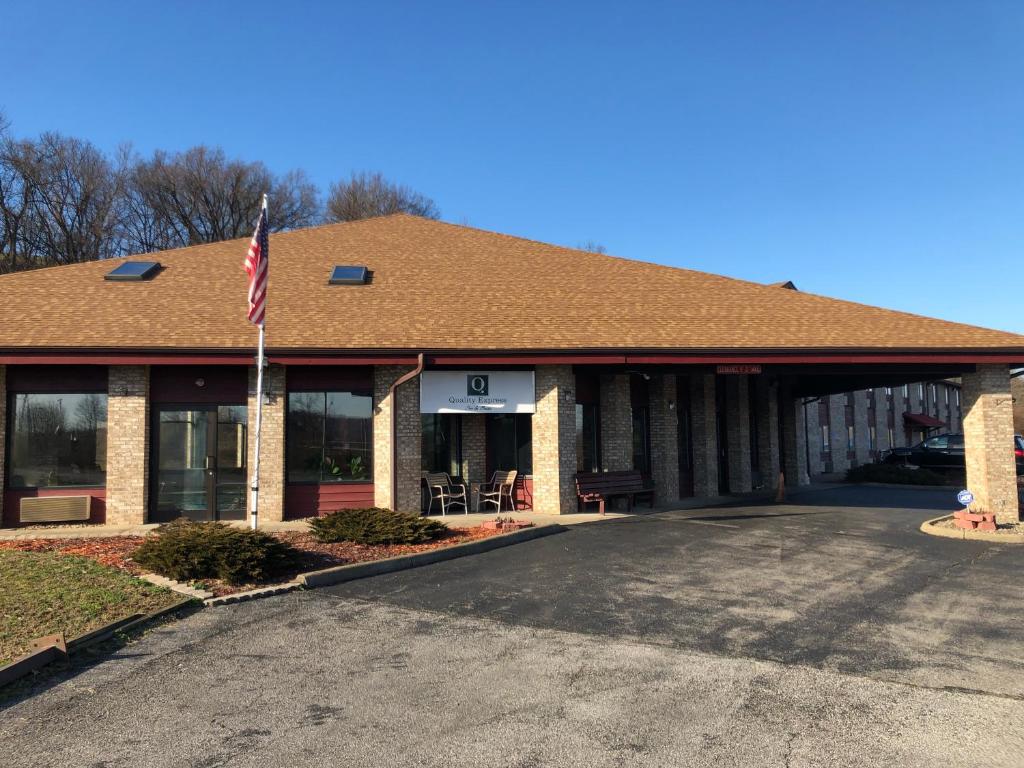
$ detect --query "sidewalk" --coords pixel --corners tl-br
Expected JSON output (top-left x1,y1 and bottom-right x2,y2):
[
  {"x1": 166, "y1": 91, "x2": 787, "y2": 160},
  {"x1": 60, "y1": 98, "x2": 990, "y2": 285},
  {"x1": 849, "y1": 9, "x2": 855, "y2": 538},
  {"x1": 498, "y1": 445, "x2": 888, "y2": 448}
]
[{"x1": 0, "y1": 481, "x2": 844, "y2": 540}]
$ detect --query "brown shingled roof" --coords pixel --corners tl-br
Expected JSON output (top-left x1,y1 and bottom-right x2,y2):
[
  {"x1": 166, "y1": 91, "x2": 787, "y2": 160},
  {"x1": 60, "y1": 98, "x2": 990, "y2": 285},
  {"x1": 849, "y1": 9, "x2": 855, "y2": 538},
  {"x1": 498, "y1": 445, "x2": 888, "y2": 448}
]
[{"x1": 0, "y1": 214, "x2": 1022, "y2": 353}]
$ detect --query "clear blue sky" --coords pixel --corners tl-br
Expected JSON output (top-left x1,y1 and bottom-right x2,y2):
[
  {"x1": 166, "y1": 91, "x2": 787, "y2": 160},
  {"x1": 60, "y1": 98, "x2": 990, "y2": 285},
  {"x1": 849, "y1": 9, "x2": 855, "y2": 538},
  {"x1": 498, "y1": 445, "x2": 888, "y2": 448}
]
[{"x1": 4, "y1": 1, "x2": 1022, "y2": 333}]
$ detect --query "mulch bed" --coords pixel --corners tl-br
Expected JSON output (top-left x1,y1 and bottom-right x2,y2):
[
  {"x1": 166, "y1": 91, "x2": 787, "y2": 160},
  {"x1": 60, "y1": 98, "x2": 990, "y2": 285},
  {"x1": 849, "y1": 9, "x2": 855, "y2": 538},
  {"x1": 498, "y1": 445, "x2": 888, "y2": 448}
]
[{"x1": 0, "y1": 526, "x2": 508, "y2": 597}]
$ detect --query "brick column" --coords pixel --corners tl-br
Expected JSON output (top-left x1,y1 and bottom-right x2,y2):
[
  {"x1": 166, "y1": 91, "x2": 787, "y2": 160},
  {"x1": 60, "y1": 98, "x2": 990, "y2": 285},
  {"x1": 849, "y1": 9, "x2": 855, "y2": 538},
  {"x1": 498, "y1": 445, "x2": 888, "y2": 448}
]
[
  {"x1": 0, "y1": 365, "x2": 5, "y2": 524},
  {"x1": 781, "y1": 386, "x2": 809, "y2": 486},
  {"x1": 532, "y1": 365, "x2": 577, "y2": 515},
  {"x1": 828, "y1": 395, "x2": 850, "y2": 474},
  {"x1": 373, "y1": 366, "x2": 422, "y2": 512},
  {"x1": 873, "y1": 390, "x2": 890, "y2": 458},
  {"x1": 649, "y1": 374, "x2": 679, "y2": 504},
  {"x1": 690, "y1": 374, "x2": 719, "y2": 497},
  {"x1": 460, "y1": 414, "x2": 486, "y2": 484},
  {"x1": 804, "y1": 398, "x2": 821, "y2": 477},
  {"x1": 962, "y1": 365, "x2": 1019, "y2": 522},
  {"x1": 725, "y1": 376, "x2": 753, "y2": 493},
  {"x1": 853, "y1": 391, "x2": 871, "y2": 466},
  {"x1": 247, "y1": 365, "x2": 286, "y2": 522},
  {"x1": 106, "y1": 366, "x2": 149, "y2": 526},
  {"x1": 893, "y1": 389, "x2": 909, "y2": 447},
  {"x1": 599, "y1": 374, "x2": 632, "y2": 470},
  {"x1": 756, "y1": 378, "x2": 782, "y2": 486}
]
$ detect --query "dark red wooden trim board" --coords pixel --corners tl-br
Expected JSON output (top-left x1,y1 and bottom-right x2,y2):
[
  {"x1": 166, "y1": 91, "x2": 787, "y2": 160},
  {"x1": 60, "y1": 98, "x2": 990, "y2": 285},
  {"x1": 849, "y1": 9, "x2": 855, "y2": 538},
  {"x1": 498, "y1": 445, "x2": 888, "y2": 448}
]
[
  {"x1": 0, "y1": 355, "x2": 253, "y2": 365},
  {"x1": 2, "y1": 350, "x2": 1023, "y2": 367},
  {"x1": 284, "y1": 483, "x2": 375, "y2": 518}
]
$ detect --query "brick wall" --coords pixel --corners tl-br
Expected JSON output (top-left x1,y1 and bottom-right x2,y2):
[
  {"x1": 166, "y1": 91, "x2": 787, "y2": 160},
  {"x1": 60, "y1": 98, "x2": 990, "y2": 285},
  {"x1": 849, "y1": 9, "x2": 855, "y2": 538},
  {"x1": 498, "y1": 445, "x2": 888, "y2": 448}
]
[
  {"x1": 893, "y1": 388, "x2": 909, "y2": 447},
  {"x1": 689, "y1": 374, "x2": 719, "y2": 497},
  {"x1": 962, "y1": 365, "x2": 1019, "y2": 521},
  {"x1": 247, "y1": 365, "x2": 286, "y2": 522},
  {"x1": 532, "y1": 365, "x2": 576, "y2": 514},
  {"x1": 373, "y1": 365, "x2": 422, "y2": 512},
  {"x1": 725, "y1": 376, "x2": 752, "y2": 493},
  {"x1": 599, "y1": 374, "x2": 632, "y2": 471},
  {"x1": 804, "y1": 397, "x2": 822, "y2": 479},
  {"x1": 872, "y1": 389, "x2": 889, "y2": 457},
  {"x1": 460, "y1": 414, "x2": 487, "y2": 484},
  {"x1": 780, "y1": 384, "x2": 809, "y2": 486},
  {"x1": 105, "y1": 366, "x2": 149, "y2": 526},
  {"x1": 852, "y1": 391, "x2": 871, "y2": 466},
  {"x1": 648, "y1": 374, "x2": 679, "y2": 504},
  {"x1": 755, "y1": 378, "x2": 782, "y2": 489},
  {"x1": 1013, "y1": 376, "x2": 1024, "y2": 436},
  {"x1": 827, "y1": 395, "x2": 850, "y2": 473}
]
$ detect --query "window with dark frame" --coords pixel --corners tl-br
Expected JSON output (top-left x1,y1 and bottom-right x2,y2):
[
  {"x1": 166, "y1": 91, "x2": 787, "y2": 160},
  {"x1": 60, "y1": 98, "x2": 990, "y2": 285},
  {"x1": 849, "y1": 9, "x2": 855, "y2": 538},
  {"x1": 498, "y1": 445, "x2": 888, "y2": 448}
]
[
  {"x1": 7, "y1": 392, "x2": 108, "y2": 488},
  {"x1": 286, "y1": 391, "x2": 373, "y2": 483}
]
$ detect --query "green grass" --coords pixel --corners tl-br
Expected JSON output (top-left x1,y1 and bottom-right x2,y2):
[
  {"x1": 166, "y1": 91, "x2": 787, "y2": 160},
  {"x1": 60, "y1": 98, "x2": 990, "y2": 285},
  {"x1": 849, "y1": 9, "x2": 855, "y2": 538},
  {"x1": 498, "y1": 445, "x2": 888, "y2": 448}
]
[{"x1": 0, "y1": 550, "x2": 179, "y2": 665}]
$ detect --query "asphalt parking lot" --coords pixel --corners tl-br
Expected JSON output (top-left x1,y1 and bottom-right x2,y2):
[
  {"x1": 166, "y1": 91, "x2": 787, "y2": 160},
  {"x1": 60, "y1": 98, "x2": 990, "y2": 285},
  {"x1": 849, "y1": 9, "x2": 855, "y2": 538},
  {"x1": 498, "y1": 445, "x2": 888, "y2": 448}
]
[{"x1": 2, "y1": 485, "x2": 1023, "y2": 767}]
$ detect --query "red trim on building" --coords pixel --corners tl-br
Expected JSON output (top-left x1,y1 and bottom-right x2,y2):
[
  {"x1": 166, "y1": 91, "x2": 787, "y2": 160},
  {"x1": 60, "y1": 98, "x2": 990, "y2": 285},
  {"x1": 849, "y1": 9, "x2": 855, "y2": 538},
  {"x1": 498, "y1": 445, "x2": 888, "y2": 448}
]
[
  {"x1": 2, "y1": 488, "x2": 106, "y2": 527},
  {"x1": 271, "y1": 356, "x2": 418, "y2": 366},
  {"x1": 284, "y1": 483, "x2": 375, "y2": 519},
  {"x1": 2, "y1": 349, "x2": 1023, "y2": 368},
  {"x1": 0, "y1": 354, "x2": 252, "y2": 365}
]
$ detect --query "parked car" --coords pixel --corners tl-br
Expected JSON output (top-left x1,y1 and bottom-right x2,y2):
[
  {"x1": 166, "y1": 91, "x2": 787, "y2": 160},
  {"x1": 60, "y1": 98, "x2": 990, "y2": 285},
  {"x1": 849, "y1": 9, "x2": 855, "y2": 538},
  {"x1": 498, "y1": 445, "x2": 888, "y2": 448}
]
[{"x1": 882, "y1": 433, "x2": 1024, "y2": 475}]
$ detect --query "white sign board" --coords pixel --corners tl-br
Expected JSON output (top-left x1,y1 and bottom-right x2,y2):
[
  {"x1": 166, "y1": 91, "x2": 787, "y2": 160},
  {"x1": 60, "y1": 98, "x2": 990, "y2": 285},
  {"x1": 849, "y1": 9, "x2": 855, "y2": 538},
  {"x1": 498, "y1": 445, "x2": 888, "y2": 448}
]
[{"x1": 420, "y1": 371, "x2": 536, "y2": 414}]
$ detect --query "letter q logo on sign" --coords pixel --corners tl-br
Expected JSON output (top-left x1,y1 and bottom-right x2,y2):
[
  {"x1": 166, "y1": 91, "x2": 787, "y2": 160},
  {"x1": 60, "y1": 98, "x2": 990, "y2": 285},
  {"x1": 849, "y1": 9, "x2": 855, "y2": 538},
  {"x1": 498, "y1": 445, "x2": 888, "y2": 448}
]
[{"x1": 467, "y1": 374, "x2": 489, "y2": 396}]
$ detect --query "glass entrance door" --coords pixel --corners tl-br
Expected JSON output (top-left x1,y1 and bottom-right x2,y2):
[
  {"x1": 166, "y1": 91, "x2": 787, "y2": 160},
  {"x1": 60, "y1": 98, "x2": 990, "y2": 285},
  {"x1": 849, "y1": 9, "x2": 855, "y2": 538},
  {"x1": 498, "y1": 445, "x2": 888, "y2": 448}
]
[{"x1": 153, "y1": 405, "x2": 248, "y2": 522}]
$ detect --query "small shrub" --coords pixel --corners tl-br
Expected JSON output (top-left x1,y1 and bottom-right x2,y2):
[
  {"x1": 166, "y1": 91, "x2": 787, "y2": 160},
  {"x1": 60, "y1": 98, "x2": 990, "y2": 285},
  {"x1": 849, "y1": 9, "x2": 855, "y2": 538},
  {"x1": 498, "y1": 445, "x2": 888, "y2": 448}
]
[
  {"x1": 845, "y1": 463, "x2": 950, "y2": 486},
  {"x1": 133, "y1": 519, "x2": 299, "y2": 585},
  {"x1": 309, "y1": 507, "x2": 448, "y2": 546}
]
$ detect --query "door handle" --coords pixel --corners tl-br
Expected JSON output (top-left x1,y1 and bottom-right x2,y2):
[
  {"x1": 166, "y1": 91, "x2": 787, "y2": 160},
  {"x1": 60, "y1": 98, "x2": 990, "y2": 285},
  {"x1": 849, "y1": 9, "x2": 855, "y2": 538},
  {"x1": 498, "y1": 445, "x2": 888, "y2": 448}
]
[{"x1": 205, "y1": 455, "x2": 217, "y2": 470}]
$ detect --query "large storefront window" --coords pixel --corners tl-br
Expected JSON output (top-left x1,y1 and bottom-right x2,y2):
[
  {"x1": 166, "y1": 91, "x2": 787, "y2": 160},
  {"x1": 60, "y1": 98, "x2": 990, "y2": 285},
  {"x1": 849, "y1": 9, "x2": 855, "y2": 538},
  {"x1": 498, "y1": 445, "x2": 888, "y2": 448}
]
[
  {"x1": 422, "y1": 414, "x2": 462, "y2": 477},
  {"x1": 287, "y1": 391, "x2": 373, "y2": 482},
  {"x1": 487, "y1": 414, "x2": 532, "y2": 475},
  {"x1": 8, "y1": 393, "x2": 108, "y2": 488}
]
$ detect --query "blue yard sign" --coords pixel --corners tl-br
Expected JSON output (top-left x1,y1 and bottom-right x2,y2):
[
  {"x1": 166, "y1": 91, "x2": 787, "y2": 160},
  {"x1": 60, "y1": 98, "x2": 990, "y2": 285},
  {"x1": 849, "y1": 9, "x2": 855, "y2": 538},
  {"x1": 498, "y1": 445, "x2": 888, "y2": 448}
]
[{"x1": 957, "y1": 489, "x2": 975, "y2": 507}]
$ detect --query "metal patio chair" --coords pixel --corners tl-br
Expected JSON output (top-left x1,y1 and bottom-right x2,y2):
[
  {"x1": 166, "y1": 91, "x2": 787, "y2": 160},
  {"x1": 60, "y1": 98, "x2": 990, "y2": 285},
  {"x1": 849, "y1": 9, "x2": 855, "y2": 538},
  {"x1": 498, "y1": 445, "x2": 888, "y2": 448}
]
[
  {"x1": 478, "y1": 470, "x2": 518, "y2": 513},
  {"x1": 424, "y1": 472, "x2": 468, "y2": 515}
]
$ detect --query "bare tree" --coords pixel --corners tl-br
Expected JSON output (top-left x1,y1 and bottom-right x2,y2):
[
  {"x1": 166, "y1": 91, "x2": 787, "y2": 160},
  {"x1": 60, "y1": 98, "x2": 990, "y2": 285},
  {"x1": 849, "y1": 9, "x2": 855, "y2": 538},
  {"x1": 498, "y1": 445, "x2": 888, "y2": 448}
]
[
  {"x1": 578, "y1": 240, "x2": 607, "y2": 254},
  {"x1": 324, "y1": 171, "x2": 439, "y2": 223},
  {"x1": 0, "y1": 132, "x2": 36, "y2": 273},
  {"x1": 0, "y1": 130, "x2": 126, "y2": 270},
  {"x1": 124, "y1": 145, "x2": 320, "y2": 251}
]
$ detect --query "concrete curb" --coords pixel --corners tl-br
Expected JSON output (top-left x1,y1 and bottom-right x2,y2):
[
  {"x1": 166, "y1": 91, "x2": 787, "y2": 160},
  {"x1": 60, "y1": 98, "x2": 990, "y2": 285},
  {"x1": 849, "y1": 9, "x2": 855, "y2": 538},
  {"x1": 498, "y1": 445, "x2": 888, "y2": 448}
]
[
  {"x1": 139, "y1": 573, "x2": 214, "y2": 600},
  {"x1": 0, "y1": 597, "x2": 195, "y2": 690},
  {"x1": 299, "y1": 523, "x2": 566, "y2": 588},
  {"x1": 204, "y1": 581, "x2": 302, "y2": 606},
  {"x1": 919, "y1": 514, "x2": 1024, "y2": 544}
]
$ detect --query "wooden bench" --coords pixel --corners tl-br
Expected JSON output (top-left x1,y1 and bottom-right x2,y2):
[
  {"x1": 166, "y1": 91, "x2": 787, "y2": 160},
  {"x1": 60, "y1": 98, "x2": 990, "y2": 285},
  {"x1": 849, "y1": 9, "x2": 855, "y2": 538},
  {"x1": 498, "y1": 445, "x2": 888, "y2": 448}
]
[{"x1": 575, "y1": 471, "x2": 655, "y2": 515}]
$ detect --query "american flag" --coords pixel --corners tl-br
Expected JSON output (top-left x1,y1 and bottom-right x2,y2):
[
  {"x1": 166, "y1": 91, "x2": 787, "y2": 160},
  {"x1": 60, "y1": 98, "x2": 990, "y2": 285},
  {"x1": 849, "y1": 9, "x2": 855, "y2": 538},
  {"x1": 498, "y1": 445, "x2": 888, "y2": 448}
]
[{"x1": 243, "y1": 197, "x2": 269, "y2": 326}]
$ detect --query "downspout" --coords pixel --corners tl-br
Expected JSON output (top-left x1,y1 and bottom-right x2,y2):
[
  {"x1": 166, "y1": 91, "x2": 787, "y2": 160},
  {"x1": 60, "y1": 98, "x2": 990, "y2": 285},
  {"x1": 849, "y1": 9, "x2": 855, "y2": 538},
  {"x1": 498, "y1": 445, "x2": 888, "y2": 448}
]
[{"x1": 389, "y1": 352, "x2": 425, "y2": 510}]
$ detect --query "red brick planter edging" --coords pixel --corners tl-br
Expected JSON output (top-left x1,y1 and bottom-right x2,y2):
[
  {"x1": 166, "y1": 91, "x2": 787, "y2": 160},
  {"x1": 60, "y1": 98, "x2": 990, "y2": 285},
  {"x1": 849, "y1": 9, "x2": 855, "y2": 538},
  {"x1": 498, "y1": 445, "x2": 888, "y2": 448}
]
[{"x1": 952, "y1": 510, "x2": 997, "y2": 531}]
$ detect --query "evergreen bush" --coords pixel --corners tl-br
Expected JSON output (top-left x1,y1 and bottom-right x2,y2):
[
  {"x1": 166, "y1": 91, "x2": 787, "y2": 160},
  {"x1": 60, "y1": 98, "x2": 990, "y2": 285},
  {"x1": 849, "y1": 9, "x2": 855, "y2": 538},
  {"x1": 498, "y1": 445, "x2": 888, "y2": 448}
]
[
  {"x1": 308, "y1": 507, "x2": 448, "y2": 545},
  {"x1": 133, "y1": 519, "x2": 299, "y2": 585}
]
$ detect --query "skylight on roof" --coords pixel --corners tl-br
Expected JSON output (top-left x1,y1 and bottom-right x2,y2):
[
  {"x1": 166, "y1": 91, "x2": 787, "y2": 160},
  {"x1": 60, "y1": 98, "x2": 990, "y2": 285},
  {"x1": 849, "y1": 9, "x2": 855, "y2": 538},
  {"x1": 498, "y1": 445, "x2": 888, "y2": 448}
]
[
  {"x1": 104, "y1": 261, "x2": 161, "y2": 282},
  {"x1": 329, "y1": 265, "x2": 369, "y2": 285}
]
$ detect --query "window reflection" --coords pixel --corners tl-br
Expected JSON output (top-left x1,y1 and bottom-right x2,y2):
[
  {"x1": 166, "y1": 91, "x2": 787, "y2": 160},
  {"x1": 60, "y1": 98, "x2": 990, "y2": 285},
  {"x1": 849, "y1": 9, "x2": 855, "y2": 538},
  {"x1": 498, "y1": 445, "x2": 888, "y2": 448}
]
[{"x1": 9, "y1": 393, "x2": 108, "y2": 488}]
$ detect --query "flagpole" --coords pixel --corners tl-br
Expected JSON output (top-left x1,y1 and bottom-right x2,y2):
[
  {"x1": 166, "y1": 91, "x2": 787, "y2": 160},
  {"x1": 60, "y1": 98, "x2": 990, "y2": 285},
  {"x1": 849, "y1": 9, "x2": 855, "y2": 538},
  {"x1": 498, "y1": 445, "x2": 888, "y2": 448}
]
[
  {"x1": 250, "y1": 321, "x2": 265, "y2": 530},
  {"x1": 250, "y1": 193, "x2": 268, "y2": 530}
]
